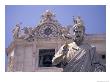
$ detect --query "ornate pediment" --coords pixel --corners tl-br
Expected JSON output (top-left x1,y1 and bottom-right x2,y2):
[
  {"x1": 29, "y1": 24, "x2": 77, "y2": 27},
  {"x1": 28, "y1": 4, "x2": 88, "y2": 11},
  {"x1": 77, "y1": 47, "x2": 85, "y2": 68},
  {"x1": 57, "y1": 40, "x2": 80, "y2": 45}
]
[
  {"x1": 12, "y1": 10, "x2": 72, "y2": 41},
  {"x1": 33, "y1": 10, "x2": 70, "y2": 39}
]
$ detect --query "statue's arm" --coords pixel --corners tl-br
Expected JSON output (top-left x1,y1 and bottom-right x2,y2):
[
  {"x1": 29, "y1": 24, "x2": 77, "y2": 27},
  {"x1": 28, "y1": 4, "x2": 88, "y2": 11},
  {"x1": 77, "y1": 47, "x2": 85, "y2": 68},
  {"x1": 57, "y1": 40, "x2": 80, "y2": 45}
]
[
  {"x1": 90, "y1": 46, "x2": 99, "y2": 64},
  {"x1": 90, "y1": 46, "x2": 94, "y2": 62},
  {"x1": 90, "y1": 46, "x2": 106, "y2": 72},
  {"x1": 52, "y1": 45, "x2": 65, "y2": 65}
]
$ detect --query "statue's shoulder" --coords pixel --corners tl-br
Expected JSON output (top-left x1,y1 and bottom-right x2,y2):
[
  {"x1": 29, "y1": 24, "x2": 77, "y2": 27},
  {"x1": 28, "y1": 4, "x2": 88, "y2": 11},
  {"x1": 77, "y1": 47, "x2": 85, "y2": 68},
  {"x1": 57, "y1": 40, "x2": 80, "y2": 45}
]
[
  {"x1": 68, "y1": 42, "x2": 74, "y2": 46},
  {"x1": 68, "y1": 42, "x2": 79, "y2": 50},
  {"x1": 68, "y1": 42, "x2": 75, "y2": 48},
  {"x1": 83, "y1": 43, "x2": 96, "y2": 50}
]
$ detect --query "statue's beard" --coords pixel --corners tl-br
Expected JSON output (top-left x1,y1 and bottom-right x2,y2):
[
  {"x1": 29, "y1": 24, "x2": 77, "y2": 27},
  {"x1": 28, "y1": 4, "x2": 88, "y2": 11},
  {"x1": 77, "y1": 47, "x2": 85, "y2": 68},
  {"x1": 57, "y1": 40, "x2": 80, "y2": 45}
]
[{"x1": 73, "y1": 35, "x2": 84, "y2": 46}]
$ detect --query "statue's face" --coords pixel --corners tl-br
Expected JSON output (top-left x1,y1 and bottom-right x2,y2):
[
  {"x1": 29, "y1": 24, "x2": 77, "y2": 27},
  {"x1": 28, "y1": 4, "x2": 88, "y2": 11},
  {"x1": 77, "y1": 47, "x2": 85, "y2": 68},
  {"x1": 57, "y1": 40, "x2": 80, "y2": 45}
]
[{"x1": 73, "y1": 27, "x2": 84, "y2": 45}]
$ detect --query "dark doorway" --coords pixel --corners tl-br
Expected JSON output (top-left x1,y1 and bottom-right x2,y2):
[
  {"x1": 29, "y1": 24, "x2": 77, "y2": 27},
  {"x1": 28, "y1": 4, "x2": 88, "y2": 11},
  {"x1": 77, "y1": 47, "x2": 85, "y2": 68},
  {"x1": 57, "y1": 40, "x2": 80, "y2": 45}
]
[{"x1": 39, "y1": 49, "x2": 55, "y2": 67}]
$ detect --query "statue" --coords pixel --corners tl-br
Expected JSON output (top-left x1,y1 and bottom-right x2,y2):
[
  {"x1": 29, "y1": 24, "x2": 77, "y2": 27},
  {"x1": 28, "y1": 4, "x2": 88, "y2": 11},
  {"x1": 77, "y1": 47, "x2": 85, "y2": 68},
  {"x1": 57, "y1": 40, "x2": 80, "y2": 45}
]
[
  {"x1": 40, "y1": 10, "x2": 56, "y2": 23},
  {"x1": 12, "y1": 24, "x2": 20, "y2": 39},
  {"x1": 23, "y1": 27, "x2": 35, "y2": 41},
  {"x1": 12, "y1": 23, "x2": 35, "y2": 41},
  {"x1": 52, "y1": 16, "x2": 105, "y2": 72},
  {"x1": 61, "y1": 28, "x2": 72, "y2": 40}
]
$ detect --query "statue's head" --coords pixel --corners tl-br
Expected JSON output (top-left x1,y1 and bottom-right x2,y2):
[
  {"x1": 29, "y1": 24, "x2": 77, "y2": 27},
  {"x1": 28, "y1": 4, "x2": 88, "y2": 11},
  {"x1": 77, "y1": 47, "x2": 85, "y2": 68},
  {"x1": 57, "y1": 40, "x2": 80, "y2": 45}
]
[{"x1": 72, "y1": 17, "x2": 85, "y2": 46}]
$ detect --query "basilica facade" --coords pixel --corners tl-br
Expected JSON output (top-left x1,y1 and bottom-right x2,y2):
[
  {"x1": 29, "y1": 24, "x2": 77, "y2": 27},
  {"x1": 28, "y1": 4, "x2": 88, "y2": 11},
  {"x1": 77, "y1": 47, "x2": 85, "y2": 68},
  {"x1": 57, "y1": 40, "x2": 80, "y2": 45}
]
[{"x1": 6, "y1": 10, "x2": 106, "y2": 72}]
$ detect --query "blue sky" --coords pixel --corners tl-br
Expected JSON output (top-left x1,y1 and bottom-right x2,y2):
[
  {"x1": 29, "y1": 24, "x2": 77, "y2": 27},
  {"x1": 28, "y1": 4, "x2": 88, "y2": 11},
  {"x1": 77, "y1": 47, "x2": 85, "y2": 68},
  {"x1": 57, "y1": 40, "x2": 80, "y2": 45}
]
[{"x1": 5, "y1": 5, "x2": 106, "y2": 48}]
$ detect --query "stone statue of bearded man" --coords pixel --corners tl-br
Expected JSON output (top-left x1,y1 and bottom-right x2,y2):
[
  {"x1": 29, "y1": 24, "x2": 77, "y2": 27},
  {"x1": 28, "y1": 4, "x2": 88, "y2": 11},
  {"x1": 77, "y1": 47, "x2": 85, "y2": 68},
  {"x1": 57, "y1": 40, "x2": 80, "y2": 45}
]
[{"x1": 52, "y1": 16, "x2": 105, "y2": 72}]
